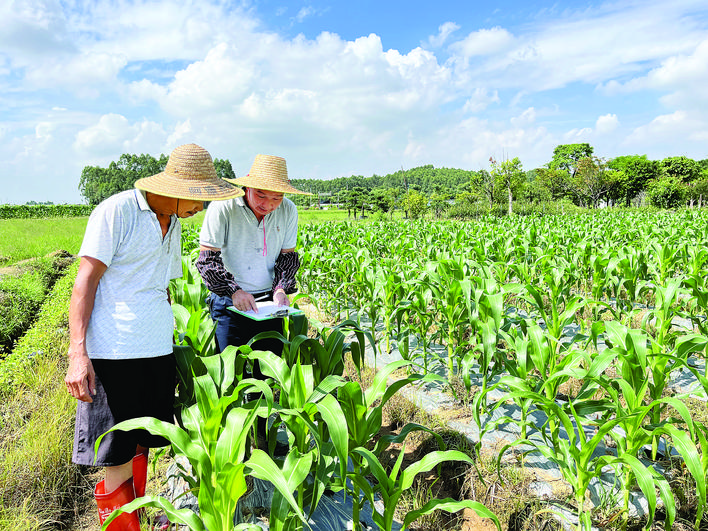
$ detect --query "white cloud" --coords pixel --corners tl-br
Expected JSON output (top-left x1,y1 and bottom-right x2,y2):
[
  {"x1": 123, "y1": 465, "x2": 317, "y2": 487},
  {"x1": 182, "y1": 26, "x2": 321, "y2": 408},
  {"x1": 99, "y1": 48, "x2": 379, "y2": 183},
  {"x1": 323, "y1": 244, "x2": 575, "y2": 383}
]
[
  {"x1": 2, "y1": 0, "x2": 708, "y2": 203},
  {"x1": 563, "y1": 127, "x2": 594, "y2": 142},
  {"x1": 74, "y1": 114, "x2": 165, "y2": 157},
  {"x1": 510, "y1": 108, "x2": 537, "y2": 127},
  {"x1": 427, "y1": 22, "x2": 460, "y2": 48},
  {"x1": 448, "y1": 1, "x2": 708, "y2": 92},
  {"x1": 0, "y1": 0, "x2": 74, "y2": 58},
  {"x1": 599, "y1": 38, "x2": 708, "y2": 111},
  {"x1": 449, "y1": 27, "x2": 514, "y2": 57},
  {"x1": 463, "y1": 88, "x2": 500, "y2": 113},
  {"x1": 24, "y1": 52, "x2": 127, "y2": 95},
  {"x1": 595, "y1": 114, "x2": 619, "y2": 134},
  {"x1": 166, "y1": 120, "x2": 193, "y2": 147},
  {"x1": 294, "y1": 6, "x2": 317, "y2": 24},
  {"x1": 625, "y1": 111, "x2": 696, "y2": 145}
]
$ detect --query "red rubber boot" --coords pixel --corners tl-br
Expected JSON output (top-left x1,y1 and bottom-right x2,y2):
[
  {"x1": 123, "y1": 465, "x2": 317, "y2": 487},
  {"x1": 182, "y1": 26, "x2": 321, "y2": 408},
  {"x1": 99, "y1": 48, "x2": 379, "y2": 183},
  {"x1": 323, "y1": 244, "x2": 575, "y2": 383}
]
[
  {"x1": 133, "y1": 450, "x2": 170, "y2": 530},
  {"x1": 132, "y1": 449, "x2": 148, "y2": 499},
  {"x1": 94, "y1": 478, "x2": 142, "y2": 531}
]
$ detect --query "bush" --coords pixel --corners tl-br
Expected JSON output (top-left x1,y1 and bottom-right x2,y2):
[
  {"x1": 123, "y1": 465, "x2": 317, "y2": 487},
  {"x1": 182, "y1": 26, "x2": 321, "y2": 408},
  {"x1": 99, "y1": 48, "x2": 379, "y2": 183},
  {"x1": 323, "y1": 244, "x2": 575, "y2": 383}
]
[
  {"x1": 445, "y1": 198, "x2": 588, "y2": 219},
  {"x1": 647, "y1": 176, "x2": 686, "y2": 209},
  {"x1": 0, "y1": 204, "x2": 93, "y2": 219}
]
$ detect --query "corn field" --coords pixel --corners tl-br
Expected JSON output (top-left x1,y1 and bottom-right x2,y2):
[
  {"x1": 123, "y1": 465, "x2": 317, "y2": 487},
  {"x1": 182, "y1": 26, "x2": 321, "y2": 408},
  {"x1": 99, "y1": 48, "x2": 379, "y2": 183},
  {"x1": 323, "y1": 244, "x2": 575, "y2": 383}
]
[
  {"x1": 296, "y1": 209, "x2": 708, "y2": 530},
  {"x1": 149, "y1": 209, "x2": 708, "y2": 531}
]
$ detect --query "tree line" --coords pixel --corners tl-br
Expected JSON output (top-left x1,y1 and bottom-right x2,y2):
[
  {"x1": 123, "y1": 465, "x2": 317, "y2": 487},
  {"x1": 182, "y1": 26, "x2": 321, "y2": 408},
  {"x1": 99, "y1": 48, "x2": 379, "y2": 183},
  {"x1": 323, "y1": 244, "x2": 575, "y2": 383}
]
[
  {"x1": 76, "y1": 144, "x2": 708, "y2": 217},
  {"x1": 78, "y1": 153, "x2": 237, "y2": 207}
]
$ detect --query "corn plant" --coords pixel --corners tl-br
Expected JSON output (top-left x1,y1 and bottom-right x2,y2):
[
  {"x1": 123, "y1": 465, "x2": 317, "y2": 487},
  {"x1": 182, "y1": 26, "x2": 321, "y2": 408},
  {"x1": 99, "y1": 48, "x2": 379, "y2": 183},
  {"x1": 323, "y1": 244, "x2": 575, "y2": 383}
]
[
  {"x1": 374, "y1": 268, "x2": 410, "y2": 353},
  {"x1": 352, "y1": 446, "x2": 501, "y2": 531},
  {"x1": 337, "y1": 359, "x2": 443, "y2": 531},
  {"x1": 589, "y1": 321, "x2": 700, "y2": 529},
  {"x1": 170, "y1": 255, "x2": 209, "y2": 312},
  {"x1": 497, "y1": 392, "x2": 666, "y2": 531},
  {"x1": 427, "y1": 258, "x2": 471, "y2": 377},
  {"x1": 240, "y1": 346, "x2": 351, "y2": 524},
  {"x1": 96, "y1": 369, "x2": 308, "y2": 531},
  {"x1": 608, "y1": 246, "x2": 650, "y2": 318},
  {"x1": 406, "y1": 280, "x2": 438, "y2": 375},
  {"x1": 523, "y1": 268, "x2": 588, "y2": 354}
]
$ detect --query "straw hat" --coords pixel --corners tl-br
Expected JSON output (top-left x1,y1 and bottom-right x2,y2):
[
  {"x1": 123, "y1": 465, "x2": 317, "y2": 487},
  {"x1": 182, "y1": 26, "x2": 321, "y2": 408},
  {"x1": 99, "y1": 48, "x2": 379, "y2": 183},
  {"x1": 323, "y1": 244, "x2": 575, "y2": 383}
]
[
  {"x1": 227, "y1": 154, "x2": 312, "y2": 195},
  {"x1": 134, "y1": 143, "x2": 244, "y2": 200}
]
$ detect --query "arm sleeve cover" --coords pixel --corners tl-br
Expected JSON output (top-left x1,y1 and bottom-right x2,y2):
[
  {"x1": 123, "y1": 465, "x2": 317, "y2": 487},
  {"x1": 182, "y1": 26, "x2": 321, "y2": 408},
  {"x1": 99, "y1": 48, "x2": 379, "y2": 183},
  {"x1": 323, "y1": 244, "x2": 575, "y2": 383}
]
[
  {"x1": 196, "y1": 249, "x2": 241, "y2": 297},
  {"x1": 272, "y1": 251, "x2": 300, "y2": 294}
]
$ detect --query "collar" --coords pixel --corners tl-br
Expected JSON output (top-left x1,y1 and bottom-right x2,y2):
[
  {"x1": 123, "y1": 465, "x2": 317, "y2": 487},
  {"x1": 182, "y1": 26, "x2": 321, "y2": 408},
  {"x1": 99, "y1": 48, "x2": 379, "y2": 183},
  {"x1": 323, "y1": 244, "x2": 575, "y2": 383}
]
[{"x1": 134, "y1": 189, "x2": 152, "y2": 211}]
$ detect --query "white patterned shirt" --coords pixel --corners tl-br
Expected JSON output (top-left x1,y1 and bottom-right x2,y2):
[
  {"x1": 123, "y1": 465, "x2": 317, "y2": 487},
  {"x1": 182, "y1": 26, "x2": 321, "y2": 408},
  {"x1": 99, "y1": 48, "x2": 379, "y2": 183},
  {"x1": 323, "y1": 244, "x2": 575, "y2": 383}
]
[{"x1": 79, "y1": 189, "x2": 182, "y2": 359}]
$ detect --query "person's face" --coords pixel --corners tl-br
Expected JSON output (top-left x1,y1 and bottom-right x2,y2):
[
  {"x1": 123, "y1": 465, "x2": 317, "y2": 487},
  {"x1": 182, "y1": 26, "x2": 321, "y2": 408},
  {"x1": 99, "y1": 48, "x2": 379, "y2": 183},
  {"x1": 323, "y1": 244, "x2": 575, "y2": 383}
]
[
  {"x1": 245, "y1": 188, "x2": 284, "y2": 218},
  {"x1": 176, "y1": 198, "x2": 204, "y2": 218}
]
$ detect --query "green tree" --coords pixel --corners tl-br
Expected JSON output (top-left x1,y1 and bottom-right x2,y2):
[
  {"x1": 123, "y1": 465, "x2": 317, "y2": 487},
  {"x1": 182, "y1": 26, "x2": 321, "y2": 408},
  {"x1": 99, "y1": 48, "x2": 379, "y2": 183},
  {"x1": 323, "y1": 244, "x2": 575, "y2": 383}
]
[
  {"x1": 343, "y1": 187, "x2": 370, "y2": 219},
  {"x1": 693, "y1": 178, "x2": 708, "y2": 208},
  {"x1": 490, "y1": 156, "x2": 525, "y2": 215},
  {"x1": 521, "y1": 169, "x2": 552, "y2": 203},
  {"x1": 429, "y1": 193, "x2": 449, "y2": 217},
  {"x1": 660, "y1": 156, "x2": 701, "y2": 183},
  {"x1": 549, "y1": 143, "x2": 594, "y2": 179},
  {"x1": 78, "y1": 153, "x2": 168, "y2": 206},
  {"x1": 608, "y1": 155, "x2": 659, "y2": 206},
  {"x1": 571, "y1": 156, "x2": 613, "y2": 208},
  {"x1": 534, "y1": 167, "x2": 571, "y2": 201},
  {"x1": 401, "y1": 190, "x2": 428, "y2": 219},
  {"x1": 470, "y1": 169, "x2": 496, "y2": 207},
  {"x1": 660, "y1": 156, "x2": 702, "y2": 207},
  {"x1": 213, "y1": 158, "x2": 236, "y2": 181},
  {"x1": 370, "y1": 188, "x2": 396, "y2": 216}
]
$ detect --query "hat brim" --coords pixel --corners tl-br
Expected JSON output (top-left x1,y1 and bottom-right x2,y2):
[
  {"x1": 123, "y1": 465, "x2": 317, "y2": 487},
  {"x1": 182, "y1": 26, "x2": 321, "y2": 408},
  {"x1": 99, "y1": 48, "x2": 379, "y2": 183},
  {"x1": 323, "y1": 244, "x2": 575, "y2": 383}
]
[
  {"x1": 226, "y1": 176, "x2": 312, "y2": 195},
  {"x1": 135, "y1": 173, "x2": 245, "y2": 201}
]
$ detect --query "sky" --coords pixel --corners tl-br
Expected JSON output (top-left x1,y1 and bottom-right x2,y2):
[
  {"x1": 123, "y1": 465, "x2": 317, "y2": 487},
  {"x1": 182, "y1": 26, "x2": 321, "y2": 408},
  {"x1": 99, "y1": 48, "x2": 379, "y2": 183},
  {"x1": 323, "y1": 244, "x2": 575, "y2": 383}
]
[{"x1": 1, "y1": 0, "x2": 707, "y2": 204}]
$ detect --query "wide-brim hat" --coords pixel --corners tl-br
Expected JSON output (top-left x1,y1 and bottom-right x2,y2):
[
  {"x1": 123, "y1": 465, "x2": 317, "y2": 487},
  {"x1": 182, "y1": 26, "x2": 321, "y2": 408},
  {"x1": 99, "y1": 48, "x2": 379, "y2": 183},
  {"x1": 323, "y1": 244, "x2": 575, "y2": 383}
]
[
  {"x1": 134, "y1": 143, "x2": 244, "y2": 201},
  {"x1": 227, "y1": 154, "x2": 312, "y2": 195}
]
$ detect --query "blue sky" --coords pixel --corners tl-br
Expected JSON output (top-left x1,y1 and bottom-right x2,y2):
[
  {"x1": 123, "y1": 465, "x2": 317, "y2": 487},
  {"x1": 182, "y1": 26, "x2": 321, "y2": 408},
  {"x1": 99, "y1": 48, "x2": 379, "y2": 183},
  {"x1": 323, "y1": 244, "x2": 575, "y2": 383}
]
[{"x1": 1, "y1": 0, "x2": 707, "y2": 204}]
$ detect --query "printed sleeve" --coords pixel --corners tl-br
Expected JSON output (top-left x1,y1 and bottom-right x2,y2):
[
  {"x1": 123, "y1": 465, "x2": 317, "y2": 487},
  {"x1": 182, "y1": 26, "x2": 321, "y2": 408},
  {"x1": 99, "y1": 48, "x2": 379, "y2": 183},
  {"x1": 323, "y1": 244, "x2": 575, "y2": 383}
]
[
  {"x1": 272, "y1": 251, "x2": 300, "y2": 294},
  {"x1": 196, "y1": 249, "x2": 241, "y2": 297}
]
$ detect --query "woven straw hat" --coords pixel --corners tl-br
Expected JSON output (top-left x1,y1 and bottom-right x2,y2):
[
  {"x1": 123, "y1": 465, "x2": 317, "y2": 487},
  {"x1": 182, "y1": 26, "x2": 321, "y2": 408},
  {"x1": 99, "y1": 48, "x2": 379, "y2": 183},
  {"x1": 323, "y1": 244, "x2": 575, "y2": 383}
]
[
  {"x1": 227, "y1": 154, "x2": 312, "y2": 195},
  {"x1": 134, "y1": 144, "x2": 244, "y2": 201}
]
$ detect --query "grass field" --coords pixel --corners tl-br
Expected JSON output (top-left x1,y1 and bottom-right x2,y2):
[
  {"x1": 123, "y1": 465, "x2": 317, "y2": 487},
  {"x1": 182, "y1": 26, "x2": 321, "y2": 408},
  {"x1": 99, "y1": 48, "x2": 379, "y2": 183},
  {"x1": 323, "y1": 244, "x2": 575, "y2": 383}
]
[
  {"x1": 0, "y1": 207, "x2": 355, "y2": 268},
  {"x1": 0, "y1": 217, "x2": 89, "y2": 266}
]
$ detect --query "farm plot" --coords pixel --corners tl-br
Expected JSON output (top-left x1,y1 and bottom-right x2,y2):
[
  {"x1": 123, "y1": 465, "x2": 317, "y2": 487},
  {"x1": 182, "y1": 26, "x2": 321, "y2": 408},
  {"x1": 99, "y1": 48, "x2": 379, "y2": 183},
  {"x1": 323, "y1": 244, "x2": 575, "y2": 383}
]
[
  {"x1": 295, "y1": 210, "x2": 708, "y2": 530},
  {"x1": 58, "y1": 210, "x2": 708, "y2": 531}
]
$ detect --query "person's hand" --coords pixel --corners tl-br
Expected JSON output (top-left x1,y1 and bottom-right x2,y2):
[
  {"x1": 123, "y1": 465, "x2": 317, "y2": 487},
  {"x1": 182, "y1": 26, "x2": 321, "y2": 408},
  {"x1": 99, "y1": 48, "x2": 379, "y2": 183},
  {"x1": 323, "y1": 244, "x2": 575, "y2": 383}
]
[
  {"x1": 65, "y1": 347, "x2": 96, "y2": 403},
  {"x1": 232, "y1": 289, "x2": 257, "y2": 312},
  {"x1": 273, "y1": 289, "x2": 289, "y2": 307}
]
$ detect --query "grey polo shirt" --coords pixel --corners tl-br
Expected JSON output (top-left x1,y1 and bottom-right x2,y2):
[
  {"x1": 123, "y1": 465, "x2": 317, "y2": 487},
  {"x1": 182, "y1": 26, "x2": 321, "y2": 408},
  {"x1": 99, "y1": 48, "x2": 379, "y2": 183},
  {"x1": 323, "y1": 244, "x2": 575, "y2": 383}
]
[{"x1": 199, "y1": 195, "x2": 298, "y2": 293}]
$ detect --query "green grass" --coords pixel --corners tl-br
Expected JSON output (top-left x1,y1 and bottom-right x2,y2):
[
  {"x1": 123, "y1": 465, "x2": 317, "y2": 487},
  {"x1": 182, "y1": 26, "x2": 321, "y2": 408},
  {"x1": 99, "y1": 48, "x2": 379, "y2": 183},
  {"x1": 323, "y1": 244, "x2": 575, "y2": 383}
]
[
  {"x1": 0, "y1": 261, "x2": 81, "y2": 530},
  {"x1": 0, "y1": 218, "x2": 88, "y2": 266},
  {"x1": 0, "y1": 260, "x2": 55, "y2": 354}
]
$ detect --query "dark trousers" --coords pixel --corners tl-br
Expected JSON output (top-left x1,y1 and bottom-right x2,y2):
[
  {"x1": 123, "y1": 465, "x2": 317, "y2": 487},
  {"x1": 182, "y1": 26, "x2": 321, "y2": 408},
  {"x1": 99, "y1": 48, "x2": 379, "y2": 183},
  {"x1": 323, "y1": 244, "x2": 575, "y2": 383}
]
[{"x1": 207, "y1": 293, "x2": 284, "y2": 377}]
